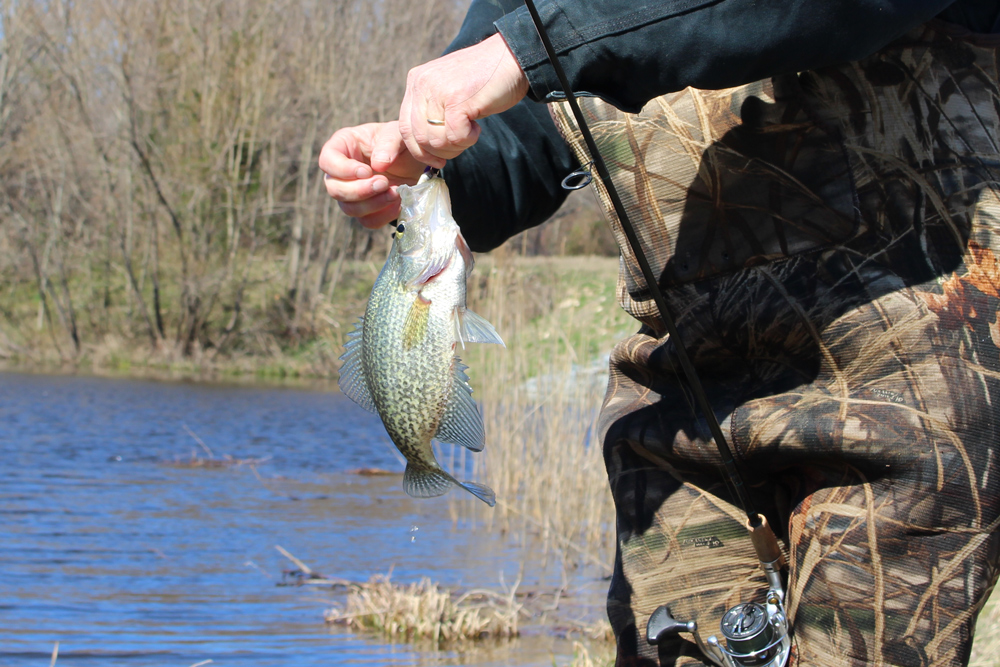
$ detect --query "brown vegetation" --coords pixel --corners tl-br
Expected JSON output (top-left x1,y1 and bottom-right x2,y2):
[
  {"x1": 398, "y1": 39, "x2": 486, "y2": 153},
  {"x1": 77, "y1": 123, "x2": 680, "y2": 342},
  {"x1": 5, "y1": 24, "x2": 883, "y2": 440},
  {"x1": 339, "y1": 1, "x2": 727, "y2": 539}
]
[
  {"x1": 325, "y1": 573, "x2": 523, "y2": 643},
  {"x1": 0, "y1": 0, "x2": 458, "y2": 362},
  {"x1": 454, "y1": 255, "x2": 627, "y2": 576},
  {"x1": 0, "y1": 0, "x2": 609, "y2": 373}
]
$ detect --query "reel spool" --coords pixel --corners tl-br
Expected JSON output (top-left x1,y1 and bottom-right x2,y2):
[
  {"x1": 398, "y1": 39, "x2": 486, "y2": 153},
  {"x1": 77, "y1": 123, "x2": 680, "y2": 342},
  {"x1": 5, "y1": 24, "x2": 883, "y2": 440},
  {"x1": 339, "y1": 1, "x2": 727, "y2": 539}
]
[
  {"x1": 647, "y1": 594, "x2": 790, "y2": 667},
  {"x1": 646, "y1": 516, "x2": 791, "y2": 667}
]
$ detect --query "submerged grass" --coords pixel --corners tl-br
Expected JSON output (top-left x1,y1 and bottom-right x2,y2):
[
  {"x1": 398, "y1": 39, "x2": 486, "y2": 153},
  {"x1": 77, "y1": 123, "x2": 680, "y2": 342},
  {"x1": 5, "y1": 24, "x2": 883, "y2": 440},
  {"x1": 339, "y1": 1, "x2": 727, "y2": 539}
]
[{"x1": 324, "y1": 574, "x2": 522, "y2": 644}]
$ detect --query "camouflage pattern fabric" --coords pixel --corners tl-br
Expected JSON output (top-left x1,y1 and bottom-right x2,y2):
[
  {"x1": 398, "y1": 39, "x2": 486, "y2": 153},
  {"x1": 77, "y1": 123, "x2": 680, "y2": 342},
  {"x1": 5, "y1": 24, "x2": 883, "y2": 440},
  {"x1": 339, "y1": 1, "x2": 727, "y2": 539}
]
[{"x1": 551, "y1": 20, "x2": 1000, "y2": 667}]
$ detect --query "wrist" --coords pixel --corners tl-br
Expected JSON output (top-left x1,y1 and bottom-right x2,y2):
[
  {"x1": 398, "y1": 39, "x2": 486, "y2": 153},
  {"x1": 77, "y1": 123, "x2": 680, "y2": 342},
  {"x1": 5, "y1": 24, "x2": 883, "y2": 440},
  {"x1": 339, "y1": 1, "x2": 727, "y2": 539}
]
[{"x1": 491, "y1": 32, "x2": 530, "y2": 102}]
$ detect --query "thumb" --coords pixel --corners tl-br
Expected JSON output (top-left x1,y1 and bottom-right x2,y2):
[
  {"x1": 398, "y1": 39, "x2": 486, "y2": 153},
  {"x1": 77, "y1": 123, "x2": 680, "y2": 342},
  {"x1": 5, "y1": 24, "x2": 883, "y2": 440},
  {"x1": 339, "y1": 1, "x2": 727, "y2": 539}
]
[{"x1": 370, "y1": 122, "x2": 407, "y2": 172}]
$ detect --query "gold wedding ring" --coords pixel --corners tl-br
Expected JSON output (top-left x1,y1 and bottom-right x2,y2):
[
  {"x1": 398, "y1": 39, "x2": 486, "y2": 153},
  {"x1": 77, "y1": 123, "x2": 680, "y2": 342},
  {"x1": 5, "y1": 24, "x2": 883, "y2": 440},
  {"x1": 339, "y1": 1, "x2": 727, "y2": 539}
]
[{"x1": 427, "y1": 118, "x2": 446, "y2": 126}]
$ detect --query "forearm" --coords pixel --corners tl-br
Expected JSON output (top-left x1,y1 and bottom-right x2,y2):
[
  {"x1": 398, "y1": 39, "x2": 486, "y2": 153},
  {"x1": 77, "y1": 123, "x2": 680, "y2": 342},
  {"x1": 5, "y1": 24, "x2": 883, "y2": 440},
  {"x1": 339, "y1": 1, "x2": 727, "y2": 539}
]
[
  {"x1": 444, "y1": 102, "x2": 578, "y2": 253},
  {"x1": 441, "y1": 0, "x2": 579, "y2": 252}
]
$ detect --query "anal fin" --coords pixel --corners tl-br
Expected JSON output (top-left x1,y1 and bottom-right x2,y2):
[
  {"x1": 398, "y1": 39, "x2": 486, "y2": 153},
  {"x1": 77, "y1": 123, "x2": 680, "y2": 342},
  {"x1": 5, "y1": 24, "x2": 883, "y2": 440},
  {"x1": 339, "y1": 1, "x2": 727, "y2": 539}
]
[{"x1": 403, "y1": 464, "x2": 454, "y2": 498}]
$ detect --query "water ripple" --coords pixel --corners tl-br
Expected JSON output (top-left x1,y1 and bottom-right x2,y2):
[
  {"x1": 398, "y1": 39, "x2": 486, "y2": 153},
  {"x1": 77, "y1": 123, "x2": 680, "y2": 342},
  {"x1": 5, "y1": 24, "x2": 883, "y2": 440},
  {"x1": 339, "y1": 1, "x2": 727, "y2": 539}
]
[{"x1": 0, "y1": 372, "x2": 594, "y2": 666}]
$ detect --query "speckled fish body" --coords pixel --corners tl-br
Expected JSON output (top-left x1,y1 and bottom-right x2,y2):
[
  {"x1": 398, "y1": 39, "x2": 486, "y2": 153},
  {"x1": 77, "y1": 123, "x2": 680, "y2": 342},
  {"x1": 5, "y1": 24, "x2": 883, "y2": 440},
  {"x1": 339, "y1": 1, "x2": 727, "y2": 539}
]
[{"x1": 338, "y1": 173, "x2": 503, "y2": 506}]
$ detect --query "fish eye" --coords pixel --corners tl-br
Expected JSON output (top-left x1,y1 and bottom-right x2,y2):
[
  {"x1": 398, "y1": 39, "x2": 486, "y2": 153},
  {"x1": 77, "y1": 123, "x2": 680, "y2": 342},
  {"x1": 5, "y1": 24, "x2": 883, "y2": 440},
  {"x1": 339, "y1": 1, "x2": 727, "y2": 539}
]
[{"x1": 396, "y1": 223, "x2": 405, "y2": 234}]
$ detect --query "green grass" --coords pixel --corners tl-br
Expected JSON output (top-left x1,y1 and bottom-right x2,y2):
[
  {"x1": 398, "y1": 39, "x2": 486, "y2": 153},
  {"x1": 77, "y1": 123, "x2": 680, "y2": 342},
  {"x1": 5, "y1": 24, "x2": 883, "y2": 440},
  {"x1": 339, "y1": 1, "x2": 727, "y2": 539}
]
[{"x1": 0, "y1": 249, "x2": 378, "y2": 382}]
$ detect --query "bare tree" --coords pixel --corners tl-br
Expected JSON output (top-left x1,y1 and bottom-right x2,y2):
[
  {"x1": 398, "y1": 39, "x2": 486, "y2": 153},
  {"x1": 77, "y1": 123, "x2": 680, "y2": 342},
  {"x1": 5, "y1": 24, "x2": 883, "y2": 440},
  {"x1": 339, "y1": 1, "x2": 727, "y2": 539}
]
[{"x1": 0, "y1": 0, "x2": 464, "y2": 362}]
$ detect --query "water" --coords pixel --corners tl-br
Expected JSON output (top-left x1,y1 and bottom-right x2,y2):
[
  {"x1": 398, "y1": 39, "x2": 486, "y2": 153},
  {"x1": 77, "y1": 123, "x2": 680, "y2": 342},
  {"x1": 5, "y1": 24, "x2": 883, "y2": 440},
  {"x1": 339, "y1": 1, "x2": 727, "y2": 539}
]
[{"x1": 0, "y1": 373, "x2": 606, "y2": 666}]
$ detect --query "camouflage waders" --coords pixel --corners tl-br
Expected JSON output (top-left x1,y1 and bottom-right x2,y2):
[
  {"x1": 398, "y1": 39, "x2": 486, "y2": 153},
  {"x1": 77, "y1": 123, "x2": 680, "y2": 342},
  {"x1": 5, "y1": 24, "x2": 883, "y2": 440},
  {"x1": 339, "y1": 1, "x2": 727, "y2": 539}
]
[{"x1": 552, "y1": 20, "x2": 1000, "y2": 667}]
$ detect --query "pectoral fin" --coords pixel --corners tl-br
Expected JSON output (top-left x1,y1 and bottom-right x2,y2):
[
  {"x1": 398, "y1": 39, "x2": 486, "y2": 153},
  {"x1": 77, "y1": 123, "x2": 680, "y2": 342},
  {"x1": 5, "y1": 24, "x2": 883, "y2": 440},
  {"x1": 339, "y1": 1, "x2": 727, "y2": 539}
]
[
  {"x1": 337, "y1": 318, "x2": 376, "y2": 413},
  {"x1": 453, "y1": 307, "x2": 505, "y2": 348},
  {"x1": 403, "y1": 296, "x2": 432, "y2": 350},
  {"x1": 434, "y1": 359, "x2": 485, "y2": 452}
]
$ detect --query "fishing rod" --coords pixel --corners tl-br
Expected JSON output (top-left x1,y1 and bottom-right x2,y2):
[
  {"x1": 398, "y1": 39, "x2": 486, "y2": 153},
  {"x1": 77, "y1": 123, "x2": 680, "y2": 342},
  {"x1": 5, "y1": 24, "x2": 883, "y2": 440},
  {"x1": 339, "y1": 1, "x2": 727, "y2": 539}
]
[
  {"x1": 520, "y1": 0, "x2": 756, "y2": 527},
  {"x1": 519, "y1": 2, "x2": 790, "y2": 665}
]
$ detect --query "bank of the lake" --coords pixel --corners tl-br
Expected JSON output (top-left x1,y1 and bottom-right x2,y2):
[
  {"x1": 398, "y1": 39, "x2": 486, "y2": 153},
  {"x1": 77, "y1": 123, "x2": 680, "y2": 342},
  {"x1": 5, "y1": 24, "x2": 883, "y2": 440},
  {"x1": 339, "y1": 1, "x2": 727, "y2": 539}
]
[{"x1": 0, "y1": 256, "x2": 628, "y2": 384}]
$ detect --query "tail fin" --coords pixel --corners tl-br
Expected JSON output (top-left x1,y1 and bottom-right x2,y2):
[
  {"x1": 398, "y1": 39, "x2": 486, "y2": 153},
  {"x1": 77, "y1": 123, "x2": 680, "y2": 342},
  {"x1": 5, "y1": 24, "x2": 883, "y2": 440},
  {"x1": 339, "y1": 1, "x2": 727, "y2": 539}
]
[
  {"x1": 402, "y1": 464, "x2": 496, "y2": 507},
  {"x1": 459, "y1": 481, "x2": 496, "y2": 507}
]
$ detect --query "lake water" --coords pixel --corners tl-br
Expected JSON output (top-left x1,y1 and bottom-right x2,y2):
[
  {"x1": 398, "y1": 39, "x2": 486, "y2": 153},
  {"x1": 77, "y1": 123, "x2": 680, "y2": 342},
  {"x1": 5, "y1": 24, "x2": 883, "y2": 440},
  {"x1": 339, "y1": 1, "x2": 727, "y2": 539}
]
[{"x1": 0, "y1": 372, "x2": 607, "y2": 666}]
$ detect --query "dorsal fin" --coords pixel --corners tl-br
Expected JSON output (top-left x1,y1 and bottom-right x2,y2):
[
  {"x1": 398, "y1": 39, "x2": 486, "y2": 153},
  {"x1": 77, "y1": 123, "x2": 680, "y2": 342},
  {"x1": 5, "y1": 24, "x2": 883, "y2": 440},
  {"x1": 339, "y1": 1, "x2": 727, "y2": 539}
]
[{"x1": 337, "y1": 318, "x2": 376, "y2": 413}]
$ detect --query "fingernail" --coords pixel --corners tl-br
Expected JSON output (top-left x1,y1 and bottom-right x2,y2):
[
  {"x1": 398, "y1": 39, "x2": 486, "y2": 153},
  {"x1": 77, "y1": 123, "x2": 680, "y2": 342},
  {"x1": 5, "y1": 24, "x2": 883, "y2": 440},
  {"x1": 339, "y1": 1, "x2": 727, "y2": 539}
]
[
  {"x1": 323, "y1": 172, "x2": 332, "y2": 180},
  {"x1": 372, "y1": 151, "x2": 390, "y2": 164},
  {"x1": 372, "y1": 178, "x2": 388, "y2": 193},
  {"x1": 356, "y1": 166, "x2": 370, "y2": 179}
]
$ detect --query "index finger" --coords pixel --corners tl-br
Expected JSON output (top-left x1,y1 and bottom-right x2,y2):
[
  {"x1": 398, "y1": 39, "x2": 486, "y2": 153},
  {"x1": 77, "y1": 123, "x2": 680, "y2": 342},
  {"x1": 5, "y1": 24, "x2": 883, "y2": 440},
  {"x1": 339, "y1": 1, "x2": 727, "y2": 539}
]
[
  {"x1": 323, "y1": 172, "x2": 391, "y2": 204},
  {"x1": 318, "y1": 131, "x2": 375, "y2": 181}
]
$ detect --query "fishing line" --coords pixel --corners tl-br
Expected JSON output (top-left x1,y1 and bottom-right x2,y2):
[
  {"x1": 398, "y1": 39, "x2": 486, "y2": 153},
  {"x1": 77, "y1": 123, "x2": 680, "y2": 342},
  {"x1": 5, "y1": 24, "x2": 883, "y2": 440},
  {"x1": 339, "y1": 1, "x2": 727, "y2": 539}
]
[{"x1": 520, "y1": 0, "x2": 759, "y2": 526}]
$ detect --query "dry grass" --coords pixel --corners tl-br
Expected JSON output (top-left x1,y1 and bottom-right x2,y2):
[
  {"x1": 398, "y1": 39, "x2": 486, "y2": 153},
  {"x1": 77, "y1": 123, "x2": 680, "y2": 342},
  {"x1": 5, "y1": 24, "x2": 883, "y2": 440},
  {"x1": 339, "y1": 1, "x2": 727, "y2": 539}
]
[
  {"x1": 453, "y1": 254, "x2": 630, "y2": 577},
  {"x1": 320, "y1": 570, "x2": 620, "y2": 663},
  {"x1": 567, "y1": 640, "x2": 616, "y2": 667},
  {"x1": 971, "y1": 585, "x2": 1000, "y2": 666},
  {"x1": 324, "y1": 573, "x2": 522, "y2": 644}
]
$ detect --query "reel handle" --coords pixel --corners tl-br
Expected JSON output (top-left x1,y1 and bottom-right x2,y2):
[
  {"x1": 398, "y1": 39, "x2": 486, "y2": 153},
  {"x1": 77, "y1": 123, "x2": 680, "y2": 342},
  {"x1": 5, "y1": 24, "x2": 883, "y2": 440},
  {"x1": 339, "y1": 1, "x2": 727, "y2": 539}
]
[
  {"x1": 747, "y1": 514, "x2": 784, "y2": 568},
  {"x1": 646, "y1": 605, "x2": 696, "y2": 645}
]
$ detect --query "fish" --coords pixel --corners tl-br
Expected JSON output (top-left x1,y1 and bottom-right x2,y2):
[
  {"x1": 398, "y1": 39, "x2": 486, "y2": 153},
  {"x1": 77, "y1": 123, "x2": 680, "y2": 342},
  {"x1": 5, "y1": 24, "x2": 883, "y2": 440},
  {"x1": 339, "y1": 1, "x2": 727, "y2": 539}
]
[{"x1": 337, "y1": 171, "x2": 504, "y2": 507}]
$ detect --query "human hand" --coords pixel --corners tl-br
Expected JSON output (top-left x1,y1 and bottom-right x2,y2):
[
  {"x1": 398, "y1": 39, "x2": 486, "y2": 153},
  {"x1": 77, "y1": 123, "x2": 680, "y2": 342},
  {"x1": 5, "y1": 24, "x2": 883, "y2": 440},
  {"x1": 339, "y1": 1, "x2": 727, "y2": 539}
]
[
  {"x1": 318, "y1": 122, "x2": 426, "y2": 229},
  {"x1": 397, "y1": 32, "x2": 529, "y2": 168}
]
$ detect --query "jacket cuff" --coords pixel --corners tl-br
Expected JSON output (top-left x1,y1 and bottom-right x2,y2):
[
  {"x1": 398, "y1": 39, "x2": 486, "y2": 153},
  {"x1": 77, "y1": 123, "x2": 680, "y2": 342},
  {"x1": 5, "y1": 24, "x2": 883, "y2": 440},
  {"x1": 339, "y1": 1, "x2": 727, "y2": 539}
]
[{"x1": 495, "y1": 4, "x2": 566, "y2": 104}]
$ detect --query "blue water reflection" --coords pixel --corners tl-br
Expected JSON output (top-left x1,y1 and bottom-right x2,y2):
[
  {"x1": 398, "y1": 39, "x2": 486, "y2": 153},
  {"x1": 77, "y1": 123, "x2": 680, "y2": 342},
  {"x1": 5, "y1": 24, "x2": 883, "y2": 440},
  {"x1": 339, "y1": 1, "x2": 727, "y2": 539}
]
[{"x1": 0, "y1": 373, "x2": 602, "y2": 666}]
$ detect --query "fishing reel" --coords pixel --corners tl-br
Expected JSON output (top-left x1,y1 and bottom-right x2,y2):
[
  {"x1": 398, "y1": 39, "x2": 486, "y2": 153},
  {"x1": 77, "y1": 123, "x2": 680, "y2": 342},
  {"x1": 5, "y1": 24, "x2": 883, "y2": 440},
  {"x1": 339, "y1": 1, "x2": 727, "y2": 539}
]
[{"x1": 646, "y1": 516, "x2": 791, "y2": 667}]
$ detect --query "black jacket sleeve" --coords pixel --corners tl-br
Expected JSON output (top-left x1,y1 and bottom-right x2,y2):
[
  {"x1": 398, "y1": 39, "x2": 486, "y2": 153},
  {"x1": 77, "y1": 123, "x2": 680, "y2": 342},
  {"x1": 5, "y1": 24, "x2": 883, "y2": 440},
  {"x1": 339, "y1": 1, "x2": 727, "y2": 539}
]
[
  {"x1": 444, "y1": 106, "x2": 579, "y2": 253},
  {"x1": 496, "y1": 0, "x2": 959, "y2": 113},
  {"x1": 442, "y1": 0, "x2": 1000, "y2": 252},
  {"x1": 442, "y1": 0, "x2": 580, "y2": 253}
]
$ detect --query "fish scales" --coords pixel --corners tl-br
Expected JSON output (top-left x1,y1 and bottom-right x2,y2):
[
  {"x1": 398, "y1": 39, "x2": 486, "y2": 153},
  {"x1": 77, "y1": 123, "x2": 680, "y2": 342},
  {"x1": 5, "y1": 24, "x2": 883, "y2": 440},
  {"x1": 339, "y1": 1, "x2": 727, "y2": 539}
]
[
  {"x1": 338, "y1": 172, "x2": 504, "y2": 506},
  {"x1": 363, "y1": 251, "x2": 463, "y2": 461}
]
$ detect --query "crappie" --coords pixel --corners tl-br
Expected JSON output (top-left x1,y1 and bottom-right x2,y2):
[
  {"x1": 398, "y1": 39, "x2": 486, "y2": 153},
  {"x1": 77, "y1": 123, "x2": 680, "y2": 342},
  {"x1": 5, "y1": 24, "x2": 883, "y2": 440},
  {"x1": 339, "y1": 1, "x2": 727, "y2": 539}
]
[{"x1": 338, "y1": 172, "x2": 504, "y2": 506}]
